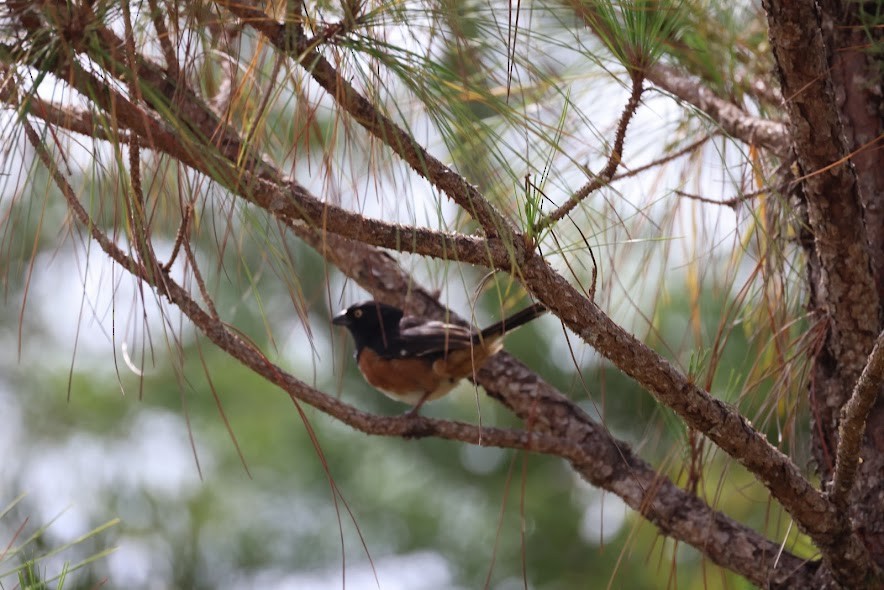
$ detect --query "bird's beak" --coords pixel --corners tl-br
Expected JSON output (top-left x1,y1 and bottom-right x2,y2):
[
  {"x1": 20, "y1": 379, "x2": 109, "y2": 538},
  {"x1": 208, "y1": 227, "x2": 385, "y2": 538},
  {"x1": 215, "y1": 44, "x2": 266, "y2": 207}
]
[{"x1": 331, "y1": 310, "x2": 350, "y2": 326}]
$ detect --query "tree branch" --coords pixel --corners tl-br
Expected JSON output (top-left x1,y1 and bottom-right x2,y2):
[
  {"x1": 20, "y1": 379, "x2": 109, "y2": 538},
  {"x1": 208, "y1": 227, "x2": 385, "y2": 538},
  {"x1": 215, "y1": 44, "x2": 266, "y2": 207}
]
[
  {"x1": 0, "y1": 48, "x2": 514, "y2": 271},
  {"x1": 301, "y1": 230, "x2": 820, "y2": 588},
  {"x1": 646, "y1": 64, "x2": 791, "y2": 158},
  {"x1": 515, "y1": 252, "x2": 876, "y2": 580},
  {"x1": 830, "y1": 329, "x2": 884, "y2": 507}
]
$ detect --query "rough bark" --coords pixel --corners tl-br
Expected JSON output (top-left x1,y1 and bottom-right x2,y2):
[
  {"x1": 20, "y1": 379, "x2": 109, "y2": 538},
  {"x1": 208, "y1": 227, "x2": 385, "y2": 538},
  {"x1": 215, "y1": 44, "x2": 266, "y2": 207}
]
[
  {"x1": 816, "y1": 0, "x2": 884, "y2": 572},
  {"x1": 763, "y1": 0, "x2": 883, "y2": 584}
]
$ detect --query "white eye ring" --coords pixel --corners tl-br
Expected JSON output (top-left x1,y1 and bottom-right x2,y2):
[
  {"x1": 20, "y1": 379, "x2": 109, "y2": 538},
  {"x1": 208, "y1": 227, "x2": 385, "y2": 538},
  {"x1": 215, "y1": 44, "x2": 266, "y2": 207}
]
[{"x1": 353, "y1": 309, "x2": 363, "y2": 318}]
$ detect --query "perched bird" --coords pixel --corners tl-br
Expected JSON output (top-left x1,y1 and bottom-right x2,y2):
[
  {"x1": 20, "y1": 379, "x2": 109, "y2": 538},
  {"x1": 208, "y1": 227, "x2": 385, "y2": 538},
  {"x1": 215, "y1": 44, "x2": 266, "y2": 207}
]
[{"x1": 332, "y1": 300, "x2": 547, "y2": 413}]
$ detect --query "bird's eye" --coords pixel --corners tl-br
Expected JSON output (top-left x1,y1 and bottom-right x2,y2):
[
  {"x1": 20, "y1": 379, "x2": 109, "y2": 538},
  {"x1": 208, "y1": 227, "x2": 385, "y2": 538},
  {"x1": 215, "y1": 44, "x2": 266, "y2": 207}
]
[{"x1": 353, "y1": 309, "x2": 363, "y2": 318}]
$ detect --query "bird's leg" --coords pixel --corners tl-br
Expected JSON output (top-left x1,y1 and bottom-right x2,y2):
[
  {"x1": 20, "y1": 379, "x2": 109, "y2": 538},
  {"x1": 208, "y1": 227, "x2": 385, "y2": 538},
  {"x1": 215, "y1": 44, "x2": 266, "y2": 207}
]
[{"x1": 404, "y1": 391, "x2": 434, "y2": 416}]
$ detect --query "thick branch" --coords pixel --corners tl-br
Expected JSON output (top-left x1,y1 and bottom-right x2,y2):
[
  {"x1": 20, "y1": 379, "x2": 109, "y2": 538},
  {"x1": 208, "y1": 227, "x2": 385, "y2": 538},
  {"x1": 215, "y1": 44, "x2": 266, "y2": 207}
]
[
  {"x1": 816, "y1": 0, "x2": 884, "y2": 302},
  {"x1": 238, "y1": 227, "x2": 820, "y2": 589},
  {"x1": 819, "y1": 0, "x2": 884, "y2": 571},
  {"x1": 646, "y1": 64, "x2": 791, "y2": 158}
]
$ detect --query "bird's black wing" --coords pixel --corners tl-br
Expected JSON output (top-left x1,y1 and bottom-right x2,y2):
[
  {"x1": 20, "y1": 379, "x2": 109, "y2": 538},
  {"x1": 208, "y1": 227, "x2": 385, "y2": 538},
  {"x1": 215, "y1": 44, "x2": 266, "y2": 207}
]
[{"x1": 392, "y1": 317, "x2": 476, "y2": 358}]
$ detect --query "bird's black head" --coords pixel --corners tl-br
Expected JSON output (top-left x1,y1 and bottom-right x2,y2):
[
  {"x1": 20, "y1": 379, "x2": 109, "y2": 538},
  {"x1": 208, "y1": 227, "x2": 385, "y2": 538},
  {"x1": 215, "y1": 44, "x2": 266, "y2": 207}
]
[{"x1": 332, "y1": 301, "x2": 403, "y2": 351}]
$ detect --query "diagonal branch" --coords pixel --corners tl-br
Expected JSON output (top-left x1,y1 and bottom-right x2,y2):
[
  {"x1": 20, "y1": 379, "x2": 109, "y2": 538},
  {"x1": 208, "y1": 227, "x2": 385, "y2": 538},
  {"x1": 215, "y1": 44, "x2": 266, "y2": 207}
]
[
  {"x1": 64, "y1": 24, "x2": 521, "y2": 269},
  {"x1": 0, "y1": 55, "x2": 512, "y2": 270},
  {"x1": 303, "y1": 230, "x2": 818, "y2": 588},
  {"x1": 830, "y1": 329, "x2": 884, "y2": 507},
  {"x1": 646, "y1": 64, "x2": 791, "y2": 158},
  {"x1": 515, "y1": 251, "x2": 874, "y2": 580}
]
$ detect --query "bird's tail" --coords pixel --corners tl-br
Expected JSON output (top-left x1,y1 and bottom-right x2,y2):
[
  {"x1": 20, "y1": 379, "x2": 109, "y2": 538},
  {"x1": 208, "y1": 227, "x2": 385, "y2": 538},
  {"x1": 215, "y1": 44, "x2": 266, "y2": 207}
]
[{"x1": 477, "y1": 302, "x2": 547, "y2": 342}]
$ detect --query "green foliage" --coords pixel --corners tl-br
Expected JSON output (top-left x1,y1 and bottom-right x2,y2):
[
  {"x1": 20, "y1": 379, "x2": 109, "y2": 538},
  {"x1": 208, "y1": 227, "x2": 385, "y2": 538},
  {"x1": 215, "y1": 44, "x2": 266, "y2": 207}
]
[
  {"x1": 583, "y1": 0, "x2": 688, "y2": 72},
  {"x1": 0, "y1": 495, "x2": 117, "y2": 590},
  {"x1": 856, "y1": 0, "x2": 884, "y2": 75},
  {"x1": 671, "y1": 1, "x2": 773, "y2": 100}
]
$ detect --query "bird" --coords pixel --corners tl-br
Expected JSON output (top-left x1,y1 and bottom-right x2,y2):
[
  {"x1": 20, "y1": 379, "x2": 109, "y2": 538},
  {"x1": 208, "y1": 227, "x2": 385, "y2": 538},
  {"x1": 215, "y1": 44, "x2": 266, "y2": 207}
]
[{"x1": 332, "y1": 300, "x2": 547, "y2": 413}]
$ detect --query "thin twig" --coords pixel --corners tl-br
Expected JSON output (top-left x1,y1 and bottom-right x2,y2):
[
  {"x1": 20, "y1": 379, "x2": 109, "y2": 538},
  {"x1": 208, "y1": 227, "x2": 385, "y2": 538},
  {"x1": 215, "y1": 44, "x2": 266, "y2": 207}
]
[
  {"x1": 182, "y1": 216, "x2": 220, "y2": 321},
  {"x1": 674, "y1": 187, "x2": 757, "y2": 209},
  {"x1": 608, "y1": 134, "x2": 714, "y2": 183},
  {"x1": 122, "y1": 0, "x2": 157, "y2": 272},
  {"x1": 165, "y1": 202, "x2": 191, "y2": 272},
  {"x1": 535, "y1": 73, "x2": 644, "y2": 230},
  {"x1": 830, "y1": 328, "x2": 884, "y2": 507}
]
